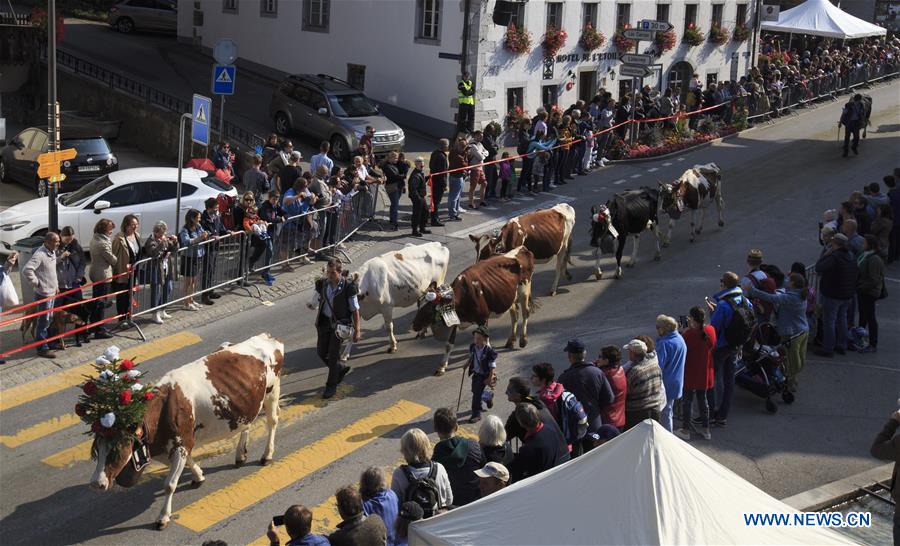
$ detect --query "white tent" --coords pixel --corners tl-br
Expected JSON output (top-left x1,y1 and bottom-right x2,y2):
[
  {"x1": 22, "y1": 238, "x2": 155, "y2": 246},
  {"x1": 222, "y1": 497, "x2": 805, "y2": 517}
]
[
  {"x1": 761, "y1": 0, "x2": 887, "y2": 39},
  {"x1": 409, "y1": 421, "x2": 854, "y2": 546}
]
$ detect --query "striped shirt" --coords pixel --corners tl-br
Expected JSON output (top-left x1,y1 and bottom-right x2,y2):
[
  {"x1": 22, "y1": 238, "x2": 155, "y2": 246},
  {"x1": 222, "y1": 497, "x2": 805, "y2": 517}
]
[{"x1": 624, "y1": 357, "x2": 663, "y2": 414}]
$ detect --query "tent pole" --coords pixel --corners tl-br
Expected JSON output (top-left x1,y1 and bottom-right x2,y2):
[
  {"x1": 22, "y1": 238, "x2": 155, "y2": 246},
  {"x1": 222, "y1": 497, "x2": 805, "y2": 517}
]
[{"x1": 787, "y1": 33, "x2": 792, "y2": 50}]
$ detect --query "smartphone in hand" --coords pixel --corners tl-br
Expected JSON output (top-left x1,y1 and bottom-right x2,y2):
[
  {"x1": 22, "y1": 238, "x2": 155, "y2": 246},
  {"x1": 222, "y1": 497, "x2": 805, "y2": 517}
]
[{"x1": 272, "y1": 515, "x2": 285, "y2": 526}]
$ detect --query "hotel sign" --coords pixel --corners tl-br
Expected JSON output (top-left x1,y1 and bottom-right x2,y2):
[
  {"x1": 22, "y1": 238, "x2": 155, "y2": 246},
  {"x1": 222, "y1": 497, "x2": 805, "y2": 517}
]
[{"x1": 555, "y1": 51, "x2": 622, "y2": 63}]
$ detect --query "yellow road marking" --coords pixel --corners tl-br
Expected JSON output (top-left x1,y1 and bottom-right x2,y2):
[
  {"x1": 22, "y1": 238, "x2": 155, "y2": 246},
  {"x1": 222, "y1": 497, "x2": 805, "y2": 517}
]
[
  {"x1": 174, "y1": 400, "x2": 428, "y2": 532},
  {"x1": 0, "y1": 413, "x2": 82, "y2": 448},
  {"x1": 42, "y1": 384, "x2": 355, "y2": 469},
  {"x1": 0, "y1": 332, "x2": 201, "y2": 412}
]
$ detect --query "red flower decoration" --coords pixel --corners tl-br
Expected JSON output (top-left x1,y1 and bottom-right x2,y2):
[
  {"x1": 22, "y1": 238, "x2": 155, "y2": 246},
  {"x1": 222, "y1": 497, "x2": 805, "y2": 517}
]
[
  {"x1": 143, "y1": 392, "x2": 155, "y2": 401},
  {"x1": 82, "y1": 381, "x2": 97, "y2": 396},
  {"x1": 119, "y1": 390, "x2": 132, "y2": 406},
  {"x1": 75, "y1": 403, "x2": 86, "y2": 417},
  {"x1": 119, "y1": 359, "x2": 135, "y2": 372},
  {"x1": 91, "y1": 421, "x2": 102, "y2": 434}
]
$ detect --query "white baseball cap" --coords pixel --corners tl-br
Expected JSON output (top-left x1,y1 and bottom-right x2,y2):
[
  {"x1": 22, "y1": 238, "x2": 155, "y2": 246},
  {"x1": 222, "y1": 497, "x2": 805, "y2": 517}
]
[{"x1": 474, "y1": 462, "x2": 510, "y2": 482}]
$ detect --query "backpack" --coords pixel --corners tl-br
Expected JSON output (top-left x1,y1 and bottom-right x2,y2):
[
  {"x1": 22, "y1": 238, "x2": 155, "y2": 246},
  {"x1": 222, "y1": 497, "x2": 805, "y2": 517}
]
[
  {"x1": 556, "y1": 390, "x2": 588, "y2": 446},
  {"x1": 724, "y1": 294, "x2": 756, "y2": 348},
  {"x1": 217, "y1": 193, "x2": 236, "y2": 230},
  {"x1": 402, "y1": 463, "x2": 441, "y2": 518}
]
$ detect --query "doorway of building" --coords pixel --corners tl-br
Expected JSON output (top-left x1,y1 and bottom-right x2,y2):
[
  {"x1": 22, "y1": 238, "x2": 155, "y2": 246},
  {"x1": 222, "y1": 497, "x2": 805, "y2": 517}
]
[
  {"x1": 579, "y1": 70, "x2": 597, "y2": 102},
  {"x1": 667, "y1": 60, "x2": 693, "y2": 102}
]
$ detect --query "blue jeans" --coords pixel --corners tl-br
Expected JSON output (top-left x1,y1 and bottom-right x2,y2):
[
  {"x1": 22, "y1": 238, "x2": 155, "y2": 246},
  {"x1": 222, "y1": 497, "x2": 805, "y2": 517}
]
[
  {"x1": 388, "y1": 189, "x2": 401, "y2": 225},
  {"x1": 35, "y1": 297, "x2": 54, "y2": 351},
  {"x1": 149, "y1": 270, "x2": 173, "y2": 309},
  {"x1": 821, "y1": 295, "x2": 850, "y2": 353},
  {"x1": 471, "y1": 372, "x2": 487, "y2": 419},
  {"x1": 661, "y1": 398, "x2": 676, "y2": 432},
  {"x1": 448, "y1": 176, "x2": 464, "y2": 219},
  {"x1": 713, "y1": 346, "x2": 737, "y2": 421}
]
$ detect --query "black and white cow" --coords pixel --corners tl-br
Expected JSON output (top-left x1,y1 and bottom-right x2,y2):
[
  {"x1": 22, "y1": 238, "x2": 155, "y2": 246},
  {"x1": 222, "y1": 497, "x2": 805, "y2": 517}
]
[
  {"x1": 589, "y1": 188, "x2": 663, "y2": 279},
  {"x1": 657, "y1": 163, "x2": 725, "y2": 245}
]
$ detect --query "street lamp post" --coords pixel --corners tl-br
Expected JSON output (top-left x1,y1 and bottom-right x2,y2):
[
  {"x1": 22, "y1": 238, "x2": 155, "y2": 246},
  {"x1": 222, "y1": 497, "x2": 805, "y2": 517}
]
[{"x1": 48, "y1": 0, "x2": 59, "y2": 232}]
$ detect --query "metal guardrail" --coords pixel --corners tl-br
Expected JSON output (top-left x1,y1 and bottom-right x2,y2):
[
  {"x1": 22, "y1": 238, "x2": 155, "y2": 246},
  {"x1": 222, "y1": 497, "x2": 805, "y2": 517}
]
[
  {"x1": 50, "y1": 49, "x2": 265, "y2": 152},
  {"x1": 0, "y1": 12, "x2": 31, "y2": 25}
]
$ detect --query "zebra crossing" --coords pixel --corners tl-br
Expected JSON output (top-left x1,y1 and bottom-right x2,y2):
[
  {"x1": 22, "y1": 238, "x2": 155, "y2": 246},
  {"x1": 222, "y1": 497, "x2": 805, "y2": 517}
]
[{"x1": 0, "y1": 332, "x2": 470, "y2": 544}]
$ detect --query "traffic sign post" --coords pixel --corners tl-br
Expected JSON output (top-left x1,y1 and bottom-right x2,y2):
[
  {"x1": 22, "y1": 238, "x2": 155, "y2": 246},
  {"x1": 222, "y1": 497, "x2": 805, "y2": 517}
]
[
  {"x1": 191, "y1": 94, "x2": 211, "y2": 147},
  {"x1": 619, "y1": 65, "x2": 654, "y2": 78},
  {"x1": 622, "y1": 29, "x2": 655, "y2": 41},
  {"x1": 211, "y1": 65, "x2": 235, "y2": 138},
  {"x1": 37, "y1": 148, "x2": 77, "y2": 180},
  {"x1": 638, "y1": 20, "x2": 674, "y2": 32},
  {"x1": 620, "y1": 54, "x2": 654, "y2": 66}
]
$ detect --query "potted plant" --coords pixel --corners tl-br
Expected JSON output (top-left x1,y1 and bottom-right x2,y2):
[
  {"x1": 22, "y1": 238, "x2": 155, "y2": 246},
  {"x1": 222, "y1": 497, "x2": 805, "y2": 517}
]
[
  {"x1": 504, "y1": 105, "x2": 530, "y2": 130},
  {"x1": 613, "y1": 26, "x2": 636, "y2": 51},
  {"x1": 654, "y1": 29, "x2": 676, "y2": 53},
  {"x1": 504, "y1": 24, "x2": 532, "y2": 55},
  {"x1": 708, "y1": 24, "x2": 729, "y2": 45},
  {"x1": 579, "y1": 23, "x2": 605, "y2": 51},
  {"x1": 542, "y1": 26, "x2": 568, "y2": 59},
  {"x1": 732, "y1": 24, "x2": 750, "y2": 42},
  {"x1": 682, "y1": 24, "x2": 704, "y2": 47}
]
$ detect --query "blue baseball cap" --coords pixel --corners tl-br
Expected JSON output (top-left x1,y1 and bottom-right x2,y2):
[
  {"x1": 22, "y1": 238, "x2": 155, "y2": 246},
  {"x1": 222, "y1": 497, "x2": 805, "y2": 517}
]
[{"x1": 563, "y1": 339, "x2": 586, "y2": 353}]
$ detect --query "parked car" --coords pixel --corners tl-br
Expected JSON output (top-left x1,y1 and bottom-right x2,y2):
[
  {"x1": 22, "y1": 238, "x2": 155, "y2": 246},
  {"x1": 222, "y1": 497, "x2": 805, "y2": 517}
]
[
  {"x1": 268, "y1": 73, "x2": 405, "y2": 161},
  {"x1": 0, "y1": 167, "x2": 236, "y2": 254},
  {"x1": 0, "y1": 127, "x2": 119, "y2": 197},
  {"x1": 108, "y1": 0, "x2": 177, "y2": 34}
]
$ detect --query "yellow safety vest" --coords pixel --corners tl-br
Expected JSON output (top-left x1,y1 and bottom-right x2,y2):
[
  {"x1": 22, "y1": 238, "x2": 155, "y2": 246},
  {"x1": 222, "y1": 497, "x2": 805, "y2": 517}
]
[{"x1": 458, "y1": 80, "x2": 475, "y2": 105}]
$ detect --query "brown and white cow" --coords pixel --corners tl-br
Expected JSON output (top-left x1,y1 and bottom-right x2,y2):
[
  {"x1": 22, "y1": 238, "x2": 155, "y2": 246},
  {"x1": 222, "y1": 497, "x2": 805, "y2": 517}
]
[
  {"x1": 88, "y1": 333, "x2": 284, "y2": 529},
  {"x1": 469, "y1": 203, "x2": 575, "y2": 296},
  {"x1": 412, "y1": 246, "x2": 535, "y2": 375},
  {"x1": 657, "y1": 163, "x2": 725, "y2": 245}
]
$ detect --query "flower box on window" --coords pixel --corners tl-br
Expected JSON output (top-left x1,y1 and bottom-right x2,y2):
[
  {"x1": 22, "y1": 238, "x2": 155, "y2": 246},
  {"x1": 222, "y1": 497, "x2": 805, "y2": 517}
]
[
  {"x1": 504, "y1": 24, "x2": 532, "y2": 55},
  {"x1": 579, "y1": 23, "x2": 606, "y2": 52},
  {"x1": 708, "y1": 25, "x2": 729, "y2": 46},
  {"x1": 683, "y1": 24, "x2": 705, "y2": 47}
]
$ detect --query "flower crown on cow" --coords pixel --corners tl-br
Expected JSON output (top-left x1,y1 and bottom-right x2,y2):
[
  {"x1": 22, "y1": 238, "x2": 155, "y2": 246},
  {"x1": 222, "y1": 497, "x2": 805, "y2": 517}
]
[{"x1": 76, "y1": 346, "x2": 157, "y2": 459}]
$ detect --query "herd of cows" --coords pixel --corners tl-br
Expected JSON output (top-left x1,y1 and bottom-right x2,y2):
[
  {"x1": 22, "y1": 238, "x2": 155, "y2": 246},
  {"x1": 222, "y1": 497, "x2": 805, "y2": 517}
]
[{"x1": 83, "y1": 163, "x2": 725, "y2": 529}]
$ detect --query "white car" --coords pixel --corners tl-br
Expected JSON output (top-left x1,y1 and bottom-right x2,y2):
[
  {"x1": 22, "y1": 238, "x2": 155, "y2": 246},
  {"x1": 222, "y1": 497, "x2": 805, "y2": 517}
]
[{"x1": 0, "y1": 167, "x2": 237, "y2": 254}]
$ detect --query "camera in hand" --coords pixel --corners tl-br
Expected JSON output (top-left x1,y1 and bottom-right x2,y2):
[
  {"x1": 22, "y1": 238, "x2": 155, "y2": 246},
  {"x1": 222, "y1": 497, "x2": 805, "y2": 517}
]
[
  {"x1": 272, "y1": 515, "x2": 285, "y2": 526},
  {"x1": 678, "y1": 315, "x2": 689, "y2": 329}
]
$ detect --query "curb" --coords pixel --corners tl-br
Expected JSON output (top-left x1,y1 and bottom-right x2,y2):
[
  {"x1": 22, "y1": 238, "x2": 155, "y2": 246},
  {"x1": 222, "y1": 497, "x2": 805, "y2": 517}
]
[{"x1": 781, "y1": 463, "x2": 894, "y2": 511}]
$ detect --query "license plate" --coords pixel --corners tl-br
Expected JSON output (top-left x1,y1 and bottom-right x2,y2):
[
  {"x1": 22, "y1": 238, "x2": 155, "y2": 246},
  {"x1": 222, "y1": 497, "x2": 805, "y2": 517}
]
[
  {"x1": 79, "y1": 165, "x2": 101, "y2": 172},
  {"x1": 441, "y1": 309, "x2": 460, "y2": 327}
]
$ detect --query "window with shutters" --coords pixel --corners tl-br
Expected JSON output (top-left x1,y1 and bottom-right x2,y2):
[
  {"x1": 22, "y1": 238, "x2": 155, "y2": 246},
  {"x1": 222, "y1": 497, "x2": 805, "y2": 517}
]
[
  {"x1": 711, "y1": 4, "x2": 724, "y2": 27},
  {"x1": 260, "y1": 0, "x2": 276, "y2": 17},
  {"x1": 508, "y1": 2, "x2": 525, "y2": 28},
  {"x1": 416, "y1": 0, "x2": 441, "y2": 43},
  {"x1": 582, "y1": 3, "x2": 598, "y2": 28},
  {"x1": 223, "y1": 0, "x2": 237, "y2": 13},
  {"x1": 684, "y1": 4, "x2": 697, "y2": 27},
  {"x1": 303, "y1": 0, "x2": 329, "y2": 32},
  {"x1": 656, "y1": 3, "x2": 669, "y2": 23},
  {"x1": 736, "y1": 3, "x2": 748, "y2": 25},
  {"x1": 546, "y1": 2, "x2": 563, "y2": 30},
  {"x1": 616, "y1": 3, "x2": 631, "y2": 28},
  {"x1": 507, "y1": 87, "x2": 524, "y2": 113}
]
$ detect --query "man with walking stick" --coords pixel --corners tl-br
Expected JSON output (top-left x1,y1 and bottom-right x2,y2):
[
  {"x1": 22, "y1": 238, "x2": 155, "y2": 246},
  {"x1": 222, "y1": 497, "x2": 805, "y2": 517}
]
[{"x1": 460, "y1": 326, "x2": 497, "y2": 424}]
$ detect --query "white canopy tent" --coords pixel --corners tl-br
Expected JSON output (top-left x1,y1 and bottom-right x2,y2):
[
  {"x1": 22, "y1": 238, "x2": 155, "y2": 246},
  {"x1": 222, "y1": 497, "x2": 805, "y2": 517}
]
[
  {"x1": 761, "y1": 0, "x2": 887, "y2": 39},
  {"x1": 409, "y1": 421, "x2": 854, "y2": 546}
]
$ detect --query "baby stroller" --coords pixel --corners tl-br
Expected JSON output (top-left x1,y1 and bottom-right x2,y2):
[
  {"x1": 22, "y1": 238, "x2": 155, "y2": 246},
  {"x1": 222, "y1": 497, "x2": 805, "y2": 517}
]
[{"x1": 734, "y1": 322, "x2": 794, "y2": 413}]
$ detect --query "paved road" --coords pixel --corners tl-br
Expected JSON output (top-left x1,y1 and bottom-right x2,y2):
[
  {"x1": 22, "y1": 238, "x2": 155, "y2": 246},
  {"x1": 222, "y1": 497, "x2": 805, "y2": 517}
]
[
  {"x1": 57, "y1": 19, "x2": 436, "y2": 159},
  {"x1": 1, "y1": 80, "x2": 898, "y2": 545}
]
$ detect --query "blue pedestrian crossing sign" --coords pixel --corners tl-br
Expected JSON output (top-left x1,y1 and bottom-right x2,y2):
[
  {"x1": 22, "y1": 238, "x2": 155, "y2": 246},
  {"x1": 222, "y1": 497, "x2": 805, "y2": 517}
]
[
  {"x1": 191, "y1": 94, "x2": 211, "y2": 147},
  {"x1": 212, "y1": 64, "x2": 236, "y2": 95}
]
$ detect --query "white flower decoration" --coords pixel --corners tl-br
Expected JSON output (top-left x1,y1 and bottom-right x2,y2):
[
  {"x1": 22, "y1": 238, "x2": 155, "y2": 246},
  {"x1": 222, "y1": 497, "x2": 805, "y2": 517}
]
[
  {"x1": 98, "y1": 370, "x2": 117, "y2": 382},
  {"x1": 130, "y1": 383, "x2": 144, "y2": 392},
  {"x1": 100, "y1": 412, "x2": 116, "y2": 428},
  {"x1": 125, "y1": 370, "x2": 142, "y2": 380},
  {"x1": 95, "y1": 356, "x2": 111, "y2": 366},
  {"x1": 103, "y1": 346, "x2": 121, "y2": 361}
]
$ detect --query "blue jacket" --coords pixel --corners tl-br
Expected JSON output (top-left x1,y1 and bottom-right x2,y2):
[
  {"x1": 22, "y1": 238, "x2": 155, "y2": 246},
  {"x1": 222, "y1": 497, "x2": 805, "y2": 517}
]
[
  {"x1": 287, "y1": 533, "x2": 330, "y2": 546},
  {"x1": 526, "y1": 138, "x2": 556, "y2": 159},
  {"x1": 655, "y1": 331, "x2": 687, "y2": 400},
  {"x1": 749, "y1": 286, "x2": 808, "y2": 338},
  {"x1": 710, "y1": 287, "x2": 751, "y2": 349},
  {"x1": 363, "y1": 489, "x2": 398, "y2": 546}
]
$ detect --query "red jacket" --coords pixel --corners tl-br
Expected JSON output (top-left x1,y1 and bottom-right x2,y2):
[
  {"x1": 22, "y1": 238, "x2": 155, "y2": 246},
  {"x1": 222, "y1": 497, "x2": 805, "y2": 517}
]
[
  {"x1": 596, "y1": 363, "x2": 626, "y2": 428},
  {"x1": 682, "y1": 325, "x2": 716, "y2": 391}
]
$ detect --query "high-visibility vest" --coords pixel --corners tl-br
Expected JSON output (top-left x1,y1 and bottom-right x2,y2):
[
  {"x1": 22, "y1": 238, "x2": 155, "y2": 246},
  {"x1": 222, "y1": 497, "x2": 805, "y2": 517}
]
[{"x1": 458, "y1": 80, "x2": 475, "y2": 105}]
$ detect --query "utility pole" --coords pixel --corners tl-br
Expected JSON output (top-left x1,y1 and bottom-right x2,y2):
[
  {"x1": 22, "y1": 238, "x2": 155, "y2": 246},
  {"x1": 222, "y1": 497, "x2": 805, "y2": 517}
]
[
  {"x1": 750, "y1": 0, "x2": 762, "y2": 71},
  {"x1": 47, "y1": 0, "x2": 59, "y2": 232}
]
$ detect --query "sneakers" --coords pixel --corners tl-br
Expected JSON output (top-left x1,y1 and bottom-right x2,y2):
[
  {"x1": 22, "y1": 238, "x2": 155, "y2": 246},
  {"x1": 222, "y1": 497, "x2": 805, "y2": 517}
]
[
  {"x1": 421, "y1": 228, "x2": 433, "y2": 234},
  {"x1": 152, "y1": 311, "x2": 164, "y2": 325},
  {"x1": 467, "y1": 415, "x2": 482, "y2": 424},
  {"x1": 161, "y1": 310, "x2": 173, "y2": 319},
  {"x1": 548, "y1": 183, "x2": 558, "y2": 189},
  {"x1": 701, "y1": 428, "x2": 712, "y2": 440},
  {"x1": 713, "y1": 418, "x2": 727, "y2": 427},
  {"x1": 37, "y1": 349, "x2": 57, "y2": 359},
  {"x1": 187, "y1": 302, "x2": 202, "y2": 311},
  {"x1": 675, "y1": 428, "x2": 692, "y2": 441}
]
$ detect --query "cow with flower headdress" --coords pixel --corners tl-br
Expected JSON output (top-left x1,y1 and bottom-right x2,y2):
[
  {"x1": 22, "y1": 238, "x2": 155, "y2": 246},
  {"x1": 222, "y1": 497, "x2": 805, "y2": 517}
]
[{"x1": 79, "y1": 333, "x2": 285, "y2": 529}]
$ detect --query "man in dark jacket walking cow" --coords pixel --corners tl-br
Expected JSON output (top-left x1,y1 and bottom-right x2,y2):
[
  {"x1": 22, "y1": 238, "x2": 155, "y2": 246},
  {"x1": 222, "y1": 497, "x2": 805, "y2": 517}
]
[
  {"x1": 558, "y1": 339, "x2": 614, "y2": 456},
  {"x1": 814, "y1": 233, "x2": 858, "y2": 357},
  {"x1": 432, "y1": 408, "x2": 485, "y2": 507},
  {"x1": 428, "y1": 139, "x2": 450, "y2": 227},
  {"x1": 408, "y1": 157, "x2": 432, "y2": 237}
]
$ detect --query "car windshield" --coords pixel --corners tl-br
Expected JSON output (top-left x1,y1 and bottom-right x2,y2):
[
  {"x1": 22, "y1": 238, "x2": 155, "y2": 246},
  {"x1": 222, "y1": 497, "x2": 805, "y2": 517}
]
[
  {"x1": 202, "y1": 176, "x2": 232, "y2": 192},
  {"x1": 60, "y1": 175, "x2": 113, "y2": 207},
  {"x1": 63, "y1": 138, "x2": 111, "y2": 155},
  {"x1": 327, "y1": 94, "x2": 379, "y2": 117}
]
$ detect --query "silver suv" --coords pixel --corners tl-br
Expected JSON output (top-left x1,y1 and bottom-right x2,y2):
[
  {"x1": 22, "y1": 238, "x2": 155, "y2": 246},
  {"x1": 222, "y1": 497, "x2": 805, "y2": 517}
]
[
  {"x1": 268, "y1": 74, "x2": 405, "y2": 161},
  {"x1": 108, "y1": 0, "x2": 177, "y2": 33}
]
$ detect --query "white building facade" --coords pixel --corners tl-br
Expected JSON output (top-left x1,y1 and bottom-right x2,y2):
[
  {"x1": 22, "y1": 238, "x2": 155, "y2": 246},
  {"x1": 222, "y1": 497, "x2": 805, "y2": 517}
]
[{"x1": 179, "y1": 0, "x2": 757, "y2": 136}]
